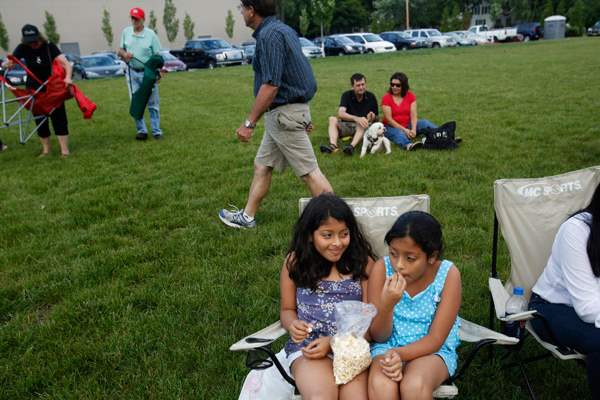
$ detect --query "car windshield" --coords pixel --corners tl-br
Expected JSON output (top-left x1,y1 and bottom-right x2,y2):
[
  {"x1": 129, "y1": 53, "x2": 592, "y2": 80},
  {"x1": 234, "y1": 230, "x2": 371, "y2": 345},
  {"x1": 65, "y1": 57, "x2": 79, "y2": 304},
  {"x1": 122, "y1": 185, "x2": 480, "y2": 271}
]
[
  {"x1": 299, "y1": 38, "x2": 315, "y2": 47},
  {"x1": 200, "y1": 40, "x2": 231, "y2": 50},
  {"x1": 346, "y1": 35, "x2": 365, "y2": 44},
  {"x1": 334, "y1": 36, "x2": 355, "y2": 45},
  {"x1": 398, "y1": 32, "x2": 410, "y2": 38},
  {"x1": 364, "y1": 34, "x2": 383, "y2": 42},
  {"x1": 428, "y1": 30, "x2": 442, "y2": 37},
  {"x1": 160, "y1": 52, "x2": 177, "y2": 61},
  {"x1": 81, "y1": 56, "x2": 114, "y2": 67},
  {"x1": 595, "y1": 21, "x2": 600, "y2": 28}
]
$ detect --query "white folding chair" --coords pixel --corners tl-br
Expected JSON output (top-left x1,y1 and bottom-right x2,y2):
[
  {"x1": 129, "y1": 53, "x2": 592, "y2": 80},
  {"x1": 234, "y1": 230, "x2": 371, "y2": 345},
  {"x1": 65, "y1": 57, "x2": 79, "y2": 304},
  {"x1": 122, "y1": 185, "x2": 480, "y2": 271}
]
[
  {"x1": 488, "y1": 166, "x2": 600, "y2": 398},
  {"x1": 231, "y1": 195, "x2": 518, "y2": 399}
]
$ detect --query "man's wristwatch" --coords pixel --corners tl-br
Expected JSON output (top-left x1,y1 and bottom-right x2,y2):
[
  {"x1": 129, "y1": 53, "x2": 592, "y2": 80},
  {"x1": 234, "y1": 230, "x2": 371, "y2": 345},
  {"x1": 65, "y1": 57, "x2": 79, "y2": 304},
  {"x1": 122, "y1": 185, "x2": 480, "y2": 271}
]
[{"x1": 244, "y1": 119, "x2": 256, "y2": 129}]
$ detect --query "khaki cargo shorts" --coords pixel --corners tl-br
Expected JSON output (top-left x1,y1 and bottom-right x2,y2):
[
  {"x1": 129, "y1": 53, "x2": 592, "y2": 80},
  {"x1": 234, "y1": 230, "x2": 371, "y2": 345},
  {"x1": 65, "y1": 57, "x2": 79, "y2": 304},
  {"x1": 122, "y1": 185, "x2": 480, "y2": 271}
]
[
  {"x1": 255, "y1": 103, "x2": 318, "y2": 177},
  {"x1": 338, "y1": 120, "x2": 358, "y2": 137}
]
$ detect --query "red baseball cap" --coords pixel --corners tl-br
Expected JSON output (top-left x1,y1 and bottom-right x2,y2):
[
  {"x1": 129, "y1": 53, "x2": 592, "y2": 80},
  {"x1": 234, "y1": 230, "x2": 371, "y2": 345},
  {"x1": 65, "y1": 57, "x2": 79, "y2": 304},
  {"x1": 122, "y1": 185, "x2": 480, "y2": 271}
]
[{"x1": 130, "y1": 7, "x2": 145, "y2": 20}]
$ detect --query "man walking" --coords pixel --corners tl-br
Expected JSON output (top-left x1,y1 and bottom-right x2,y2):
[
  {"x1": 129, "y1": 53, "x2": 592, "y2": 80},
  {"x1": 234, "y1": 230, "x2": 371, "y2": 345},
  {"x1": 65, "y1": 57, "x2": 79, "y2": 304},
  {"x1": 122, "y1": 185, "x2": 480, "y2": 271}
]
[
  {"x1": 117, "y1": 7, "x2": 163, "y2": 141},
  {"x1": 219, "y1": 0, "x2": 333, "y2": 229},
  {"x1": 320, "y1": 73, "x2": 379, "y2": 156}
]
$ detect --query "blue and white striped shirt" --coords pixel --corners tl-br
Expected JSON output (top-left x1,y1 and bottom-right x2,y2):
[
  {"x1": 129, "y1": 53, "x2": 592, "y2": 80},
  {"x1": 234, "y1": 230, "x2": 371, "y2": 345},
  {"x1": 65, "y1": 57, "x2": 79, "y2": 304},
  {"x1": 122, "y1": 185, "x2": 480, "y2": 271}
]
[{"x1": 252, "y1": 16, "x2": 317, "y2": 104}]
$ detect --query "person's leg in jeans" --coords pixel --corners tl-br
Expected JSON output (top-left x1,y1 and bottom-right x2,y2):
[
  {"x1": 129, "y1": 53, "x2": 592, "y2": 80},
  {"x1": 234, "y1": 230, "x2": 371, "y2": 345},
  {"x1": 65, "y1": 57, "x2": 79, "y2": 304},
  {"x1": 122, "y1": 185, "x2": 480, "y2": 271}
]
[
  {"x1": 529, "y1": 296, "x2": 600, "y2": 396},
  {"x1": 147, "y1": 83, "x2": 162, "y2": 137},
  {"x1": 127, "y1": 70, "x2": 148, "y2": 135},
  {"x1": 384, "y1": 125, "x2": 411, "y2": 148},
  {"x1": 415, "y1": 119, "x2": 438, "y2": 134}
]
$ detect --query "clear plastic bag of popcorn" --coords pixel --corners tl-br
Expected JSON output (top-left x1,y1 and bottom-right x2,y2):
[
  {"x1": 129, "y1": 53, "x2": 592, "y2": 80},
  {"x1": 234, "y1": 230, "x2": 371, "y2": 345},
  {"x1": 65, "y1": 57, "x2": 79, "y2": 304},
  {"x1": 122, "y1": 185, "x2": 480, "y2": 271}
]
[{"x1": 330, "y1": 301, "x2": 377, "y2": 385}]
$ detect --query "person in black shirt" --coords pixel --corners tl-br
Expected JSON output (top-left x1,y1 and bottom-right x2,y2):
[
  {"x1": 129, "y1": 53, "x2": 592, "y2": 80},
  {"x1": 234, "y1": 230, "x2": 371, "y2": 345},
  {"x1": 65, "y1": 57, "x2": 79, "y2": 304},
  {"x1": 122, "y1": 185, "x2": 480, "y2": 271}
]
[
  {"x1": 320, "y1": 73, "x2": 379, "y2": 156},
  {"x1": 4, "y1": 24, "x2": 73, "y2": 157}
]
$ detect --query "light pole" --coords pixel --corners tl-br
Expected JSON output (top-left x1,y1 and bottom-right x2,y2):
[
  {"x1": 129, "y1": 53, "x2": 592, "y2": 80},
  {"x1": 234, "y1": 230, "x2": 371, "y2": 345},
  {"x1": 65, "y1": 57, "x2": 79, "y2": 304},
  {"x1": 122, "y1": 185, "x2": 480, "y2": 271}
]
[{"x1": 405, "y1": 0, "x2": 410, "y2": 29}]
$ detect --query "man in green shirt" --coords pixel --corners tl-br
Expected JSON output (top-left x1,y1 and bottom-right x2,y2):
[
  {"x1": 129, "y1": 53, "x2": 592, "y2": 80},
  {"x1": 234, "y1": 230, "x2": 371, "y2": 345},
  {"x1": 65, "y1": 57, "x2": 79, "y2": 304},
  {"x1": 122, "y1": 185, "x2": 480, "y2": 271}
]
[{"x1": 117, "y1": 7, "x2": 163, "y2": 141}]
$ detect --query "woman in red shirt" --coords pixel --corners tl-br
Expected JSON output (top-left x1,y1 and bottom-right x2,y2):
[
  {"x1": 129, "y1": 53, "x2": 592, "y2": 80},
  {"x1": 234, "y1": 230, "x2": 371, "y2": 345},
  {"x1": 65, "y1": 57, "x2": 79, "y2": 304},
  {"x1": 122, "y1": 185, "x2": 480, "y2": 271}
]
[{"x1": 381, "y1": 72, "x2": 438, "y2": 151}]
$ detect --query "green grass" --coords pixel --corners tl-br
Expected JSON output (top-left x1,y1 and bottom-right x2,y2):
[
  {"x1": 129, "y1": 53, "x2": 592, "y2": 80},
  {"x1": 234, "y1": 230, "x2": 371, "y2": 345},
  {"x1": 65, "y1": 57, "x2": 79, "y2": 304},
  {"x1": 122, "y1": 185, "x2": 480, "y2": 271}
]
[{"x1": 1, "y1": 37, "x2": 599, "y2": 399}]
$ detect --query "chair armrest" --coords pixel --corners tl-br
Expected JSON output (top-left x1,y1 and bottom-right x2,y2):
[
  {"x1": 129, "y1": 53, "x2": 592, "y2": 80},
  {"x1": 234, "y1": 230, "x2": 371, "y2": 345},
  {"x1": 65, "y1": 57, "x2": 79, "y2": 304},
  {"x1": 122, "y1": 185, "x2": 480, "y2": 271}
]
[
  {"x1": 488, "y1": 277, "x2": 510, "y2": 319},
  {"x1": 503, "y1": 310, "x2": 536, "y2": 322},
  {"x1": 230, "y1": 321, "x2": 287, "y2": 352},
  {"x1": 459, "y1": 318, "x2": 519, "y2": 345}
]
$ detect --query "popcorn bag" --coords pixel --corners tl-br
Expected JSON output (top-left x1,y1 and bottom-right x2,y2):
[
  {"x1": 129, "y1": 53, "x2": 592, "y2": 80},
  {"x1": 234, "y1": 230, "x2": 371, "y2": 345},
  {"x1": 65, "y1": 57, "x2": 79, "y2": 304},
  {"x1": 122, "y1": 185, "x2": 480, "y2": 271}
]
[{"x1": 330, "y1": 301, "x2": 377, "y2": 385}]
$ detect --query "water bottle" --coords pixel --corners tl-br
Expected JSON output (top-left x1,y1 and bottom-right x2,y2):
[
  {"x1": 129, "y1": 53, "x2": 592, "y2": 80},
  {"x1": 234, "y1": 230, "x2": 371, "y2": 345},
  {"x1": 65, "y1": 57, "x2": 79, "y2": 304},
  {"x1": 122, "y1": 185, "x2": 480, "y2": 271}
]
[{"x1": 504, "y1": 287, "x2": 526, "y2": 337}]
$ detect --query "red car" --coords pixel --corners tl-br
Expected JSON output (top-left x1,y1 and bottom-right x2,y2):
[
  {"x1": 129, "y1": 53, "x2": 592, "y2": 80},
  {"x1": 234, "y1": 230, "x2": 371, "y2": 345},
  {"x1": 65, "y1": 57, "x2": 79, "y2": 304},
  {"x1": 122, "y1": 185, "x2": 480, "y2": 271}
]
[{"x1": 160, "y1": 51, "x2": 187, "y2": 72}]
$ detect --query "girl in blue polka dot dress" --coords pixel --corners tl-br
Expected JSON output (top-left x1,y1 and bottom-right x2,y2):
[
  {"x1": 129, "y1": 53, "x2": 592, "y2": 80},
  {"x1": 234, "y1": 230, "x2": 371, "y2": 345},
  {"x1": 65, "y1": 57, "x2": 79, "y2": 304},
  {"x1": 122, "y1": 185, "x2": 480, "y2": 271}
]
[{"x1": 368, "y1": 211, "x2": 461, "y2": 399}]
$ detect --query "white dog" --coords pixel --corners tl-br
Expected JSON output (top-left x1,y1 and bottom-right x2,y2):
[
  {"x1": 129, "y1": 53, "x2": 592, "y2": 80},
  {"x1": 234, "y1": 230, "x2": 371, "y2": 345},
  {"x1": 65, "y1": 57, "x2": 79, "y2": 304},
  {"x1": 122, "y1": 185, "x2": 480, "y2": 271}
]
[{"x1": 360, "y1": 122, "x2": 392, "y2": 158}]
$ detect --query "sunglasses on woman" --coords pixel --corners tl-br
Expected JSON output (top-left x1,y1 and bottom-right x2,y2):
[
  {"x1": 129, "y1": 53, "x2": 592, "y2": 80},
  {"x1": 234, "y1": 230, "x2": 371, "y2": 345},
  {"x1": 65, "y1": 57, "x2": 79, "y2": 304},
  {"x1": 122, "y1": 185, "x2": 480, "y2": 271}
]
[{"x1": 390, "y1": 83, "x2": 402, "y2": 88}]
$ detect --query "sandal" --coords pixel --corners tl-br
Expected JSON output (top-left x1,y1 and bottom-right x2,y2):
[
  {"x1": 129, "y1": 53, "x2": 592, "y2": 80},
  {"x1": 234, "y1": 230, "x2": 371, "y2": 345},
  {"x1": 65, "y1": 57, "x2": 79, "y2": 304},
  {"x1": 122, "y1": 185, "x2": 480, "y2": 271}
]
[{"x1": 319, "y1": 143, "x2": 338, "y2": 154}]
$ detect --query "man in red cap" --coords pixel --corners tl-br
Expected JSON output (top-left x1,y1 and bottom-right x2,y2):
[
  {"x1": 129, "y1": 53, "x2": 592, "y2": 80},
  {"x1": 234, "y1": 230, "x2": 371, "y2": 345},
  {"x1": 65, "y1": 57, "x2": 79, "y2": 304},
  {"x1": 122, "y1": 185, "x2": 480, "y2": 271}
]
[{"x1": 117, "y1": 7, "x2": 163, "y2": 141}]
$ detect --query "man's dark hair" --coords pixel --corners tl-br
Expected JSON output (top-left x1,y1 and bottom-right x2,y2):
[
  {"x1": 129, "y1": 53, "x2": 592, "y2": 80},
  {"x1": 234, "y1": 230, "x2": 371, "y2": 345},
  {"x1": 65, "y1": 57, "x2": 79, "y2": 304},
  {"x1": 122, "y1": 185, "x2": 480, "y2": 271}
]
[
  {"x1": 350, "y1": 73, "x2": 366, "y2": 86},
  {"x1": 241, "y1": 0, "x2": 277, "y2": 17}
]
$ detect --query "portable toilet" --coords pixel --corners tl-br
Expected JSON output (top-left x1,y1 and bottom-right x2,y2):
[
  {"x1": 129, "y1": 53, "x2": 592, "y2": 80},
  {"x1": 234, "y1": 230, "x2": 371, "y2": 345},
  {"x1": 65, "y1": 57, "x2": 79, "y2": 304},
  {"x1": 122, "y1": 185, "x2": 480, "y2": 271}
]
[{"x1": 544, "y1": 15, "x2": 566, "y2": 39}]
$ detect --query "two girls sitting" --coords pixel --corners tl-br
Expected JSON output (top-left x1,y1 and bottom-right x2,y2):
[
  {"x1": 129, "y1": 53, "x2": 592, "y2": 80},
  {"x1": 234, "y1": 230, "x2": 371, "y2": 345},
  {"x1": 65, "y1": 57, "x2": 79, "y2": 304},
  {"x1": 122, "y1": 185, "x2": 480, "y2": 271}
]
[{"x1": 280, "y1": 193, "x2": 461, "y2": 400}]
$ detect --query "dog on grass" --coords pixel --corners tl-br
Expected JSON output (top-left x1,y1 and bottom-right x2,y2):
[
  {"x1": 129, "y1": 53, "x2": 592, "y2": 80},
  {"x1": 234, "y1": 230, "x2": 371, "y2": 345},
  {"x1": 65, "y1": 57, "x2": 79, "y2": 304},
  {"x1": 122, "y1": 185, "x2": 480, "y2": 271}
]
[{"x1": 360, "y1": 122, "x2": 391, "y2": 158}]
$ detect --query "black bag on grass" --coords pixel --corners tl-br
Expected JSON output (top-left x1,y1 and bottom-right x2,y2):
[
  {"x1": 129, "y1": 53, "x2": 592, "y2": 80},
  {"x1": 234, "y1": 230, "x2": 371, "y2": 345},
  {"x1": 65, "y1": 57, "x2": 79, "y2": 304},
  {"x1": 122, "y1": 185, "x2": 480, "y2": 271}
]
[{"x1": 422, "y1": 121, "x2": 458, "y2": 150}]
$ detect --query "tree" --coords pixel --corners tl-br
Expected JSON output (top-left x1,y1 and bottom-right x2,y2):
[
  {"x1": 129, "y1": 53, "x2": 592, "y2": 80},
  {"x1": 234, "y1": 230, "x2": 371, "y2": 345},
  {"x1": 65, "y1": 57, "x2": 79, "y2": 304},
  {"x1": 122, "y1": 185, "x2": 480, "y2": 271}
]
[
  {"x1": 332, "y1": 0, "x2": 370, "y2": 33},
  {"x1": 225, "y1": 9, "x2": 235, "y2": 39},
  {"x1": 163, "y1": 0, "x2": 179, "y2": 43},
  {"x1": 372, "y1": 0, "x2": 405, "y2": 30},
  {"x1": 542, "y1": 0, "x2": 555, "y2": 19},
  {"x1": 101, "y1": 9, "x2": 113, "y2": 48},
  {"x1": 43, "y1": 11, "x2": 60, "y2": 44},
  {"x1": 440, "y1": 5, "x2": 452, "y2": 31},
  {"x1": 556, "y1": 0, "x2": 568, "y2": 15},
  {"x1": 299, "y1": 6, "x2": 310, "y2": 35},
  {"x1": 149, "y1": 11, "x2": 158, "y2": 34},
  {"x1": 0, "y1": 13, "x2": 9, "y2": 52},
  {"x1": 312, "y1": 0, "x2": 336, "y2": 38},
  {"x1": 183, "y1": 13, "x2": 195, "y2": 40},
  {"x1": 568, "y1": 0, "x2": 586, "y2": 34}
]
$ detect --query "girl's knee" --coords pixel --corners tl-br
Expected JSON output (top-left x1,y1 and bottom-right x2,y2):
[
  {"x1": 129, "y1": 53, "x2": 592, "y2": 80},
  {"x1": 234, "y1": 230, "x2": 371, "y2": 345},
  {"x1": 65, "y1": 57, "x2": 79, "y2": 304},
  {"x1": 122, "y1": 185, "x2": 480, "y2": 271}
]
[
  {"x1": 400, "y1": 374, "x2": 430, "y2": 399},
  {"x1": 369, "y1": 367, "x2": 398, "y2": 397}
]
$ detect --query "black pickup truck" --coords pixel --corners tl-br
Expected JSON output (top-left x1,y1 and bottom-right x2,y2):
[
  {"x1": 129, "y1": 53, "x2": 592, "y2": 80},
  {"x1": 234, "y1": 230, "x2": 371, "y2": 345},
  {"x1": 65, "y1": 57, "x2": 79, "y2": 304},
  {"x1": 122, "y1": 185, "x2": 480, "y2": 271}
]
[{"x1": 170, "y1": 38, "x2": 245, "y2": 69}]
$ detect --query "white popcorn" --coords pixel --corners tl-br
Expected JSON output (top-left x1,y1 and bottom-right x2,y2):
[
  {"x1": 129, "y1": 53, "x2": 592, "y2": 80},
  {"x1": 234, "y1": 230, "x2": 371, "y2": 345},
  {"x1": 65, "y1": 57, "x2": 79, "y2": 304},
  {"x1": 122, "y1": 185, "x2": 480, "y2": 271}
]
[{"x1": 331, "y1": 333, "x2": 372, "y2": 385}]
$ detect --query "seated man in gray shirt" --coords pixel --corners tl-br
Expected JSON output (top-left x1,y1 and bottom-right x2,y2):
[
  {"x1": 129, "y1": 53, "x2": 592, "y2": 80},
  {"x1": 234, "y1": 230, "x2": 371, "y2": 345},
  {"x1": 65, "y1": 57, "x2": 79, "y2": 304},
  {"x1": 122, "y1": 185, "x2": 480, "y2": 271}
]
[{"x1": 320, "y1": 73, "x2": 378, "y2": 156}]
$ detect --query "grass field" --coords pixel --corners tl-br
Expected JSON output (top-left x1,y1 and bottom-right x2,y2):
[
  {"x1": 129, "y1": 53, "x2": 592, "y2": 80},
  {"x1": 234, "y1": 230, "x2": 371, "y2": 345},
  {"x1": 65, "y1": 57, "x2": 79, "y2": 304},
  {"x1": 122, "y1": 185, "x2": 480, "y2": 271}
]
[{"x1": 1, "y1": 37, "x2": 599, "y2": 399}]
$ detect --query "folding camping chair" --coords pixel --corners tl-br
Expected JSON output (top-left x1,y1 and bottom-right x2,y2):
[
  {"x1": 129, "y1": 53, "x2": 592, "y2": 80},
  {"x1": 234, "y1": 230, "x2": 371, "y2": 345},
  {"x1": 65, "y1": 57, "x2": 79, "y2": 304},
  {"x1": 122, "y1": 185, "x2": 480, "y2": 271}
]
[
  {"x1": 0, "y1": 55, "x2": 54, "y2": 144},
  {"x1": 488, "y1": 166, "x2": 600, "y2": 399},
  {"x1": 231, "y1": 195, "x2": 519, "y2": 400}
]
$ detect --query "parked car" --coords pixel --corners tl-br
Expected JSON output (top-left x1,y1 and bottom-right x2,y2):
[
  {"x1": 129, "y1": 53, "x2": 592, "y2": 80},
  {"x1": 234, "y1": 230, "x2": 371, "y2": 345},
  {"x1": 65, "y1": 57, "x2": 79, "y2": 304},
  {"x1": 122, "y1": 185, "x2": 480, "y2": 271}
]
[
  {"x1": 64, "y1": 53, "x2": 81, "y2": 68},
  {"x1": 445, "y1": 31, "x2": 477, "y2": 46},
  {"x1": 341, "y1": 32, "x2": 396, "y2": 53},
  {"x1": 171, "y1": 37, "x2": 245, "y2": 69},
  {"x1": 587, "y1": 20, "x2": 600, "y2": 36},
  {"x1": 73, "y1": 55, "x2": 125, "y2": 80},
  {"x1": 239, "y1": 41, "x2": 256, "y2": 63},
  {"x1": 1, "y1": 62, "x2": 27, "y2": 85},
  {"x1": 468, "y1": 25, "x2": 519, "y2": 42},
  {"x1": 517, "y1": 22, "x2": 543, "y2": 41},
  {"x1": 160, "y1": 50, "x2": 187, "y2": 72},
  {"x1": 299, "y1": 37, "x2": 323, "y2": 58},
  {"x1": 318, "y1": 35, "x2": 365, "y2": 56},
  {"x1": 93, "y1": 51, "x2": 127, "y2": 73},
  {"x1": 380, "y1": 31, "x2": 429, "y2": 50},
  {"x1": 404, "y1": 29, "x2": 457, "y2": 48}
]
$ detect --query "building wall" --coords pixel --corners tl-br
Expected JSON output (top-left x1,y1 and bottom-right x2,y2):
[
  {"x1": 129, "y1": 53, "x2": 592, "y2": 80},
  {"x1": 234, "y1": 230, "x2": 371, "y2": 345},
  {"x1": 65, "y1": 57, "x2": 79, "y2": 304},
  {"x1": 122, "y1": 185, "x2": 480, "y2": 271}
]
[{"x1": 0, "y1": 0, "x2": 254, "y2": 55}]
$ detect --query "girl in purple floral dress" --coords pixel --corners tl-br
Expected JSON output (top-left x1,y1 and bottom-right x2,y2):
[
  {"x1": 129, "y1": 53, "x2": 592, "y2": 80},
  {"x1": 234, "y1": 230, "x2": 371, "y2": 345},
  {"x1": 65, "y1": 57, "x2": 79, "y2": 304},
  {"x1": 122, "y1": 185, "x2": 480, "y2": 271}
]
[{"x1": 280, "y1": 193, "x2": 375, "y2": 399}]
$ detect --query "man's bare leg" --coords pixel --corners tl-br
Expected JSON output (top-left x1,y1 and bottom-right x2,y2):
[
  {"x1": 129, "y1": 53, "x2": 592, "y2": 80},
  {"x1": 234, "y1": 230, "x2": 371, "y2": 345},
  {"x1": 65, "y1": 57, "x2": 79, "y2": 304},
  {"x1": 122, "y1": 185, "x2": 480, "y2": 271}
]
[
  {"x1": 350, "y1": 125, "x2": 365, "y2": 148},
  {"x1": 243, "y1": 162, "x2": 273, "y2": 218},
  {"x1": 302, "y1": 167, "x2": 333, "y2": 197}
]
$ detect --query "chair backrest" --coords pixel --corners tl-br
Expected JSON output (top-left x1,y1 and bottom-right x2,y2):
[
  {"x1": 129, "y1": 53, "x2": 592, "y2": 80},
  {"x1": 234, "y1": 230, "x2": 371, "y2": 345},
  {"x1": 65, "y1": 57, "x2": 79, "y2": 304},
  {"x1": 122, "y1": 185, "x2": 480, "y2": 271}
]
[
  {"x1": 299, "y1": 195, "x2": 430, "y2": 258},
  {"x1": 494, "y1": 166, "x2": 600, "y2": 296}
]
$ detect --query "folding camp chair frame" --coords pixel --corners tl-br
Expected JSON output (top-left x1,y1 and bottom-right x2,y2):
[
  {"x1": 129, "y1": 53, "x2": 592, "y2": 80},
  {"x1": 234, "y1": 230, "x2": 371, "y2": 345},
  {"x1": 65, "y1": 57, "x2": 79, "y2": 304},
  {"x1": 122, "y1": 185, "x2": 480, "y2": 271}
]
[
  {"x1": 1, "y1": 60, "x2": 54, "y2": 144},
  {"x1": 231, "y1": 195, "x2": 519, "y2": 399}
]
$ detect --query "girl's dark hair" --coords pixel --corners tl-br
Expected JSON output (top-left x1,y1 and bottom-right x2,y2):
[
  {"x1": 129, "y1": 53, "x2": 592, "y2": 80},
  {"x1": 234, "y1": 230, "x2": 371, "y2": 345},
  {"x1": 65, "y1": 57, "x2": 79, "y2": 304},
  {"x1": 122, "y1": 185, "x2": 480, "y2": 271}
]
[
  {"x1": 287, "y1": 193, "x2": 375, "y2": 290},
  {"x1": 388, "y1": 72, "x2": 409, "y2": 97},
  {"x1": 384, "y1": 211, "x2": 444, "y2": 259},
  {"x1": 573, "y1": 182, "x2": 600, "y2": 277},
  {"x1": 241, "y1": 0, "x2": 277, "y2": 17}
]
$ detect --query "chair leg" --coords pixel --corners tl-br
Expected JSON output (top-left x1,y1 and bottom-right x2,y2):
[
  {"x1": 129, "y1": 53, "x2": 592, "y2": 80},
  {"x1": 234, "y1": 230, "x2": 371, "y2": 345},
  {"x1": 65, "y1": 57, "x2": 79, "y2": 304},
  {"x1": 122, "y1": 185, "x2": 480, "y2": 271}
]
[{"x1": 518, "y1": 358, "x2": 538, "y2": 400}]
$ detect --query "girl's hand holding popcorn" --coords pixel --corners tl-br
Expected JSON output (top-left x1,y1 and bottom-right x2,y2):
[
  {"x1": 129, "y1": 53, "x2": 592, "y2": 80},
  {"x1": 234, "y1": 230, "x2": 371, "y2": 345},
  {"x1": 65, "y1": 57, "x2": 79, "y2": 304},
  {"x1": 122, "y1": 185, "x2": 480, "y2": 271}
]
[
  {"x1": 381, "y1": 272, "x2": 406, "y2": 307},
  {"x1": 289, "y1": 319, "x2": 313, "y2": 343},
  {"x1": 302, "y1": 336, "x2": 331, "y2": 359}
]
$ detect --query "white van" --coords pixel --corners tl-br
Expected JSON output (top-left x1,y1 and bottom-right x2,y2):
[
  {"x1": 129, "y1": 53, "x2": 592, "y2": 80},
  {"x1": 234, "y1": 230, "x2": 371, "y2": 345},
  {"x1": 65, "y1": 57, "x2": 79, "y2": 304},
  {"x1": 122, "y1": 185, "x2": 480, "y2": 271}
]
[{"x1": 340, "y1": 33, "x2": 396, "y2": 53}]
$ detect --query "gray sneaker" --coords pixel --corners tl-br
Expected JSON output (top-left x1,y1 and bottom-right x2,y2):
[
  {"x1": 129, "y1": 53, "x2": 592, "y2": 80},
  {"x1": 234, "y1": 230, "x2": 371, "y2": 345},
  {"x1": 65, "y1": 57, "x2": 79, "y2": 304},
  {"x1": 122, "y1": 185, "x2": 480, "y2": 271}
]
[
  {"x1": 219, "y1": 207, "x2": 256, "y2": 229},
  {"x1": 406, "y1": 141, "x2": 423, "y2": 151}
]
